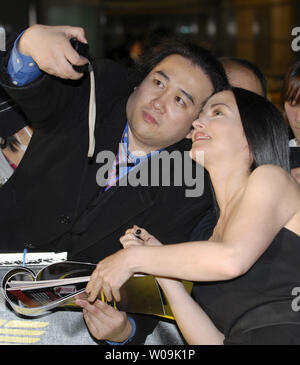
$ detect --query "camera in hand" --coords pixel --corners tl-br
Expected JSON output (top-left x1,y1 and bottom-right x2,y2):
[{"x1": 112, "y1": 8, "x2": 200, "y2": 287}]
[{"x1": 70, "y1": 37, "x2": 90, "y2": 73}]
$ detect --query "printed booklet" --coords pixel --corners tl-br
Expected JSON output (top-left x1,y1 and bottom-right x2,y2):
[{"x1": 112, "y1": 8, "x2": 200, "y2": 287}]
[{"x1": 1, "y1": 261, "x2": 192, "y2": 318}]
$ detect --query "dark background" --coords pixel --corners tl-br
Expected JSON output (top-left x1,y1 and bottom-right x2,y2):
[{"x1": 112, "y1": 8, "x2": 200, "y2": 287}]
[{"x1": 1, "y1": 0, "x2": 300, "y2": 106}]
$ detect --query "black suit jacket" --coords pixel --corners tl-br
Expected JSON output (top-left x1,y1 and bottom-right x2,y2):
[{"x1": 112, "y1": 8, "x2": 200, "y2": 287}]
[
  {"x1": 0, "y1": 53, "x2": 212, "y2": 343},
  {"x1": 0, "y1": 58, "x2": 212, "y2": 258}
]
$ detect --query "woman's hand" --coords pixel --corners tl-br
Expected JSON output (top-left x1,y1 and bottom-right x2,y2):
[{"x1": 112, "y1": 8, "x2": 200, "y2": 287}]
[
  {"x1": 85, "y1": 226, "x2": 162, "y2": 303},
  {"x1": 120, "y1": 225, "x2": 163, "y2": 248},
  {"x1": 85, "y1": 248, "x2": 134, "y2": 303},
  {"x1": 123, "y1": 227, "x2": 183, "y2": 291}
]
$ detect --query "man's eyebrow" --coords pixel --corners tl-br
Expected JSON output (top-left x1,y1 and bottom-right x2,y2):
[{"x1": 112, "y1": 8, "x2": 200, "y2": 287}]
[
  {"x1": 155, "y1": 70, "x2": 194, "y2": 105},
  {"x1": 181, "y1": 89, "x2": 194, "y2": 105},
  {"x1": 156, "y1": 70, "x2": 169, "y2": 81}
]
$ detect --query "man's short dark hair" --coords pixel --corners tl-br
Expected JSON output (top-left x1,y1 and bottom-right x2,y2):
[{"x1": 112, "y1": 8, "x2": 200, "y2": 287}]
[
  {"x1": 219, "y1": 56, "x2": 267, "y2": 97},
  {"x1": 137, "y1": 37, "x2": 228, "y2": 94}
]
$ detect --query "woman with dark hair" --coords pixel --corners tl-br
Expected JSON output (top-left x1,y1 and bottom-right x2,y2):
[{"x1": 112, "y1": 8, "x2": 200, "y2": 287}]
[
  {"x1": 85, "y1": 87, "x2": 300, "y2": 345},
  {"x1": 282, "y1": 59, "x2": 300, "y2": 183},
  {"x1": 0, "y1": 88, "x2": 32, "y2": 186}
]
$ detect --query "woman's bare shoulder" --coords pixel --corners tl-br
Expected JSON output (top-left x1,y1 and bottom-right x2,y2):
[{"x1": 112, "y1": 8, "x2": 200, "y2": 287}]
[
  {"x1": 246, "y1": 164, "x2": 300, "y2": 206},
  {"x1": 249, "y1": 164, "x2": 295, "y2": 187}
]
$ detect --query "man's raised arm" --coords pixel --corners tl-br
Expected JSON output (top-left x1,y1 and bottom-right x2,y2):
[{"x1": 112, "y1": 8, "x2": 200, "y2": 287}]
[{"x1": 16, "y1": 24, "x2": 89, "y2": 81}]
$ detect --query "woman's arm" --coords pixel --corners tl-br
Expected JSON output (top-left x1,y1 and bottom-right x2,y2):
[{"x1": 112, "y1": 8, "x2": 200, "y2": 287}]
[
  {"x1": 86, "y1": 165, "x2": 300, "y2": 301},
  {"x1": 116, "y1": 227, "x2": 225, "y2": 345},
  {"x1": 157, "y1": 278, "x2": 224, "y2": 345}
]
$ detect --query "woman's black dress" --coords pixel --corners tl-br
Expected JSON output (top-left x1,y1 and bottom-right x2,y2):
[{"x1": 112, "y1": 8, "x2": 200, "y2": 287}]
[{"x1": 192, "y1": 228, "x2": 300, "y2": 345}]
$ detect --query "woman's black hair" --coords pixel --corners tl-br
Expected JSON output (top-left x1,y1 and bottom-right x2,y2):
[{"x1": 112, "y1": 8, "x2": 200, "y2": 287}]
[
  {"x1": 231, "y1": 87, "x2": 290, "y2": 172},
  {"x1": 209, "y1": 87, "x2": 290, "y2": 220}
]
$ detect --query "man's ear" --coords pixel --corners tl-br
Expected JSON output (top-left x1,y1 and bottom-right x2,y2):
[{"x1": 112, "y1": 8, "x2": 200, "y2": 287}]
[{"x1": 185, "y1": 128, "x2": 194, "y2": 139}]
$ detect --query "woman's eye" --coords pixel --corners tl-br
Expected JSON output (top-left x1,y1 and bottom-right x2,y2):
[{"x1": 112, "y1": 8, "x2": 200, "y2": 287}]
[{"x1": 213, "y1": 109, "x2": 223, "y2": 116}]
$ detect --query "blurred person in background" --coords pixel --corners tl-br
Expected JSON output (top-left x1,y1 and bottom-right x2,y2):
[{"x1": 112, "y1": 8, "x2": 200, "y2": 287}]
[
  {"x1": 219, "y1": 56, "x2": 267, "y2": 97},
  {"x1": 0, "y1": 87, "x2": 32, "y2": 186},
  {"x1": 282, "y1": 58, "x2": 300, "y2": 183}
]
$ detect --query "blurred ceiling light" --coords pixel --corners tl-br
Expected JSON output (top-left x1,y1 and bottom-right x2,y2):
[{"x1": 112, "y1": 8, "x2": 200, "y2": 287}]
[
  {"x1": 252, "y1": 20, "x2": 260, "y2": 36},
  {"x1": 178, "y1": 23, "x2": 198, "y2": 35},
  {"x1": 29, "y1": 1, "x2": 37, "y2": 26},
  {"x1": 112, "y1": 23, "x2": 124, "y2": 35},
  {"x1": 206, "y1": 19, "x2": 217, "y2": 37},
  {"x1": 227, "y1": 20, "x2": 237, "y2": 37},
  {"x1": 99, "y1": 15, "x2": 107, "y2": 25}
]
